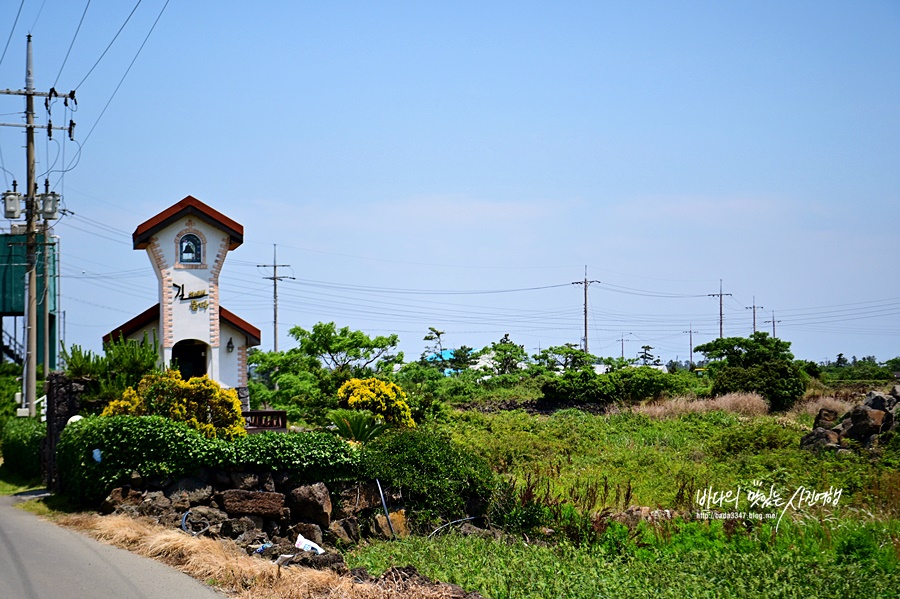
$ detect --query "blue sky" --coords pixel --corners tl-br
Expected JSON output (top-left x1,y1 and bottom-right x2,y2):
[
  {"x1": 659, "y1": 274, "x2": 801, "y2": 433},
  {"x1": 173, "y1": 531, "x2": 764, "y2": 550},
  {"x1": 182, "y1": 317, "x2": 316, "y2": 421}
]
[{"x1": 1, "y1": 1, "x2": 897, "y2": 365}]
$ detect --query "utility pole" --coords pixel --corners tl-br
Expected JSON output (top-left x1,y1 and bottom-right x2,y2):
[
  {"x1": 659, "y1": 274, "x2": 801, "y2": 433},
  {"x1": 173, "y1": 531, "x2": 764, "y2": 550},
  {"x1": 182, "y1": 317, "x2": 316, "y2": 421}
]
[
  {"x1": 745, "y1": 296, "x2": 764, "y2": 333},
  {"x1": 683, "y1": 324, "x2": 699, "y2": 368},
  {"x1": 1, "y1": 36, "x2": 73, "y2": 415},
  {"x1": 617, "y1": 333, "x2": 631, "y2": 359},
  {"x1": 257, "y1": 244, "x2": 293, "y2": 352},
  {"x1": 764, "y1": 310, "x2": 781, "y2": 338},
  {"x1": 707, "y1": 279, "x2": 732, "y2": 339},
  {"x1": 571, "y1": 266, "x2": 600, "y2": 354}
]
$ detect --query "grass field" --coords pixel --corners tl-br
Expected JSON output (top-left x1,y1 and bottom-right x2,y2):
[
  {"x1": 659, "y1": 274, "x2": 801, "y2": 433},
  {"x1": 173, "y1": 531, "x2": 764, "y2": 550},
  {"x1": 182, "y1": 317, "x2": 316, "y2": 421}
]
[{"x1": 347, "y1": 395, "x2": 900, "y2": 598}]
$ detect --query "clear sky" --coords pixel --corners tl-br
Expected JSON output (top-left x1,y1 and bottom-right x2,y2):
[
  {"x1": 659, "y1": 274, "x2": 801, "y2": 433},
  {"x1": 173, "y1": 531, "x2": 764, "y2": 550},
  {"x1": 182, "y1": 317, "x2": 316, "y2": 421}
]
[{"x1": 1, "y1": 1, "x2": 897, "y2": 366}]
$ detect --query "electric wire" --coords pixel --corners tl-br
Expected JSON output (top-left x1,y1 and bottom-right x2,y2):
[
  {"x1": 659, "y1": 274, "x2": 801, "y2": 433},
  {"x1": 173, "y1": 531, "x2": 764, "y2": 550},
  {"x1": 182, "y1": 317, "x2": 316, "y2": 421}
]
[
  {"x1": 54, "y1": 0, "x2": 91, "y2": 87},
  {"x1": 66, "y1": 0, "x2": 168, "y2": 158},
  {"x1": 0, "y1": 0, "x2": 25, "y2": 69},
  {"x1": 73, "y1": 0, "x2": 143, "y2": 90}
]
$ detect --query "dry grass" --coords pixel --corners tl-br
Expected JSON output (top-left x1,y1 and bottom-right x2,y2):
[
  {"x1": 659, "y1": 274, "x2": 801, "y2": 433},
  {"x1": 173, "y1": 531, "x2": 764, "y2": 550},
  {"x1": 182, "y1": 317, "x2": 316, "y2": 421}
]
[
  {"x1": 56, "y1": 513, "x2": 459, "y2": 599},
  {"x1": 787, "y1": 396, "x2": 856, "y2": 421},
  {"x1": 632, "y1": 393, "x2": 769, "y2": 419}
]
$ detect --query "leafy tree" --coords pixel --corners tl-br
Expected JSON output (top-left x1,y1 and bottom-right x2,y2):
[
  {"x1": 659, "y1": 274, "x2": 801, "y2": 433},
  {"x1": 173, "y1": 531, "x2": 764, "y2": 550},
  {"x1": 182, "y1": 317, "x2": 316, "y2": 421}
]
[
  {"x1": 637, "y1": 345, "x2": 660, "y2": 366},
  {"x1": 485, "y1": 334, "x2": 527, "y2": 376},
  {"x1": 448, "y1": 345, "x2": 477, "y2": 373},
  {"x1": 693, "y1": 332, "x2": 795, "y2": 369},
  {"x1": 102, "y1": 369, "x2": 246, "y2": 440},
  {"x1": 290, "y1": 322, "x2": 402, "y2": 379},
  {"x1": 422, "y1": 327, "x2": 446, "y2": 367},
  {"x1": 533, "y1": 344, "x2": 596, "y2": 372},
  {"x1": 249, "y1": 322, "x2": 403, "y2": 424},
  {"x1": 694, "y1": 332, "x2": 804, "y2": 411}
]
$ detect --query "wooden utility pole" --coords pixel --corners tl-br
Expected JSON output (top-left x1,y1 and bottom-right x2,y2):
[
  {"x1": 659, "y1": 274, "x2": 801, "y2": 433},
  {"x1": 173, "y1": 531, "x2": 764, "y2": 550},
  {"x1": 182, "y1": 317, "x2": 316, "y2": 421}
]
[
  {"x1": 708, "y1": 279, "x2": 732, "y2": 338},
  {"x1": 571, "y1": 266, "x2": 600, "y2": 354}
]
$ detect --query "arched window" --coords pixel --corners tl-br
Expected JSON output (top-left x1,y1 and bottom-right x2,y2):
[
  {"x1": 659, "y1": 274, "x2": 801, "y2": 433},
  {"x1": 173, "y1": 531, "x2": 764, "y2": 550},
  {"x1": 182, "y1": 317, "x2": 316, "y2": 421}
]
[{"x1": 179, "y1": 233, "x2": 202, "y2": 264}]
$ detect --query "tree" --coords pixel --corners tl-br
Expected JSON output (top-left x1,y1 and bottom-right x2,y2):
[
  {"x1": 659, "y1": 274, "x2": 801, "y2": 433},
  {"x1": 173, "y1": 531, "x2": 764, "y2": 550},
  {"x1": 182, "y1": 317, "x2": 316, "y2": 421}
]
[
  {"x1": 533, "y1": 344, "x2": 596, "y2": 372},
  {"x1": 290, "y1": 322, "x2": 402, "y2": 377},
  {"x1": 448, "y1": 345, "x2": 477, "y2": 373},
  {"x1": 694, "y1": 332, "x2": 804, "y2": 411},
  {"x1": 637, "y1": 345, "x2": 660, "y2": 366},
  {"x1": 336, "y1": 378, "x2": 415, "y2": 428},
  {"x1": 248, "y1": 322, "x2": 404, "y2": 424},
  {"x1": 422, "y1": 327, "x2": 446, "y2": 367},
  {"x1": 486, "y1": 334, "x2": 527, "y2": 375},
  {"x1": 693, "y1": 332, "x2": 795, "y2": 369}
]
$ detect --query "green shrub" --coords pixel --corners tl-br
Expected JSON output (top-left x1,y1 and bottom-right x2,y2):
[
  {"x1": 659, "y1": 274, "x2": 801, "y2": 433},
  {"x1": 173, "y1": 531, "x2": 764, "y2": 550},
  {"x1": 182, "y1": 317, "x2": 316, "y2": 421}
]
[
  {"x1": 56, "y1": 415, "x2": 219, "y2": 505},
  {"x1": 327, "y1": 409, "x2": 389, "y2": 443},
  {"x1": 227, "y1": 431, "x2": 359, "y2": 481},
  {"x1": 103, "y1": 370, "x2": 246, "y2": 440},
  {"x1": 711, "y1": 360, "x2": 805, "y2": 411},
  {"x1": 0, "y1": 417, "x2": 46, "y2": 479},
  {"x1": 707, "y1": 419, "x2": 798, "y2": 457},
  {"x1": 541, "y1": 367, "x2": 618, "y2": 404},
  {"x1": 361, "y1": 427, "x2": 494, "y2": 524},
  {"x1": 57, "y1": 415, "x2": 362, "y2": 505}
]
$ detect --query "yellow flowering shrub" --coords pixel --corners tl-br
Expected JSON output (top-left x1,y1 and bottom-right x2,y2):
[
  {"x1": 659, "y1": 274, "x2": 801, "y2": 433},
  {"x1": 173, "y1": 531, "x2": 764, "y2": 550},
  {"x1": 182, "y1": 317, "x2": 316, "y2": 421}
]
[
  {"x1": 101, "y1": 369, "x2": 246, "y2": 440},
  {"x1": 337, "y1": 378, "x2": 415, "y2": 428}
]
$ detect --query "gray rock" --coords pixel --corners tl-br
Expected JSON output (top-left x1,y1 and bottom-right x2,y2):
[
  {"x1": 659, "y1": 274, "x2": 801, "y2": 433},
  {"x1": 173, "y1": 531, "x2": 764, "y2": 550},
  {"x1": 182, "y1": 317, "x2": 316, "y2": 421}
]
[
  {"x1": 813, "y1": 408, "x2": 839, "y2": 430},
  {"x1": 800, "y1": 428, "x2": 840, "y2": 452},
  {"x1": 328, "y1": 518, "x2": 360, "y2": 545},
  {"x1": 290, "y1": 522, "x2": 323, "y2": 545},
  {"x1": 165, "y1": 477, "x2": 213, "y2": 505},
  {"x1": 289, "y1": 483, "x2": 332, "y2": 528},
  {"x1": 229, "y1": 471, "x2": 259, "y2": 490}
]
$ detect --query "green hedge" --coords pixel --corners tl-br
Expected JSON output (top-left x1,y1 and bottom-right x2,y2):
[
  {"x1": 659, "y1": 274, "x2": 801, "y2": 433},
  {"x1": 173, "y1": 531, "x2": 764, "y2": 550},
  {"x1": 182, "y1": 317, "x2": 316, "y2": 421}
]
[
  {"x1": 0, "y1": 417, "x2": 46, "y2": 479},
  {"x1": 56, "y1": 415, "x2": 360, "y2": 505}
]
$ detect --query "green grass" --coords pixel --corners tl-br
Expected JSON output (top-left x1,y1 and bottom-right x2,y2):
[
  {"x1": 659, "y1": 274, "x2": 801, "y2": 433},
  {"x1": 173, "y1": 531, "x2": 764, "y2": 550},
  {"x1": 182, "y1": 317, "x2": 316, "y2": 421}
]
[
  {"x1": 0, "y1": 460, "x2": 43, "y2": 496},
  {"x1": 434, "y1": 408, "x2": 895, "y2": 513},
  {"x1": 347, "y1": 518, "x2": 900, "y2": 599}
]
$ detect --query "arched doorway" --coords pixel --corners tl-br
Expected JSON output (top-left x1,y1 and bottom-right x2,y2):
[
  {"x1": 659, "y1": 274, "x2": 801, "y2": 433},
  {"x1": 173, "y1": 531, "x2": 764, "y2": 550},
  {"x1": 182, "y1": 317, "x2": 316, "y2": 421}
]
[{"x1": 172, "y1": 339, "x2": 208, "y2": 379}]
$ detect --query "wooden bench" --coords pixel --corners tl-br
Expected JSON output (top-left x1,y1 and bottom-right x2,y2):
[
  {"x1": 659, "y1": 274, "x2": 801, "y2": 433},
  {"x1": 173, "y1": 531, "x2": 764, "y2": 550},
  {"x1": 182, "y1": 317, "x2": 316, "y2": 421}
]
[{"x1": 243, "y1": 410, "x2": 288, "y2": 433}]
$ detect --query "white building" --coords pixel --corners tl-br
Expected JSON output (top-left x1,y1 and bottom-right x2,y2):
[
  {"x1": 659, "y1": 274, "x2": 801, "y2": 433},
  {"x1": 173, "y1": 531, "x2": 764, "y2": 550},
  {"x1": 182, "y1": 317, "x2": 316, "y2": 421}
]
[{"x1": 104, "y1": 196, "x2": 260, "y2": 392}]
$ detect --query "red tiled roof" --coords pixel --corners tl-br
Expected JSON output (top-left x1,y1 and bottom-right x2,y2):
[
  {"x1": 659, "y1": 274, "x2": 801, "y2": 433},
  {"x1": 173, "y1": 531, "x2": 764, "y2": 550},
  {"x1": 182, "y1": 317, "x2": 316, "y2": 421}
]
[
  {"x1": 103, "y1": 304, "x2": 159, "y2": 344},
  {"x1": 133, "y1": 195, "x2": 243, "y2": 250},
  {"x1": 220, "y1": 306, "x2": 261, "y2": 347}
]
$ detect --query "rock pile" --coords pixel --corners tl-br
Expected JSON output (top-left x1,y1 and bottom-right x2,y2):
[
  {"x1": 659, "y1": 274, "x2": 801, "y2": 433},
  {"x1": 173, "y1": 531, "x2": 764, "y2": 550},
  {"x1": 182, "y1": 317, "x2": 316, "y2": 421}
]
[
  {"x1": 800, "y1": 387, "x2": 898, "y2": 453},
  {"x1": 102, "y1": 469, "x2": 414, "y2": 570}
]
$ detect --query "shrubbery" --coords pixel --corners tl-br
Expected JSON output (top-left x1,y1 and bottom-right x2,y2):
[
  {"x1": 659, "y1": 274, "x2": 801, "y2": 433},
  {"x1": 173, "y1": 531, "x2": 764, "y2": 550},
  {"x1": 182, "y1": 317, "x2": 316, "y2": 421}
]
[
  {"x1": 102, "y1": 370, "x2": 246, "y2": 440},
  {"x1": 56, "y1": 415, "x2": 360, "y2": 505},
  {"x1": 0, "y1": 417, "x2": 46, "y2": 479},
  {"x1": 361, "y1": 427, "x2": 494, "y2": 524},
  {"x1": 711, "y1": 360, "x2": 805, "y2": 411},
  {"x1": 337, "y1": 378, "x2": 415, "y2": 427},
  {"x1": 541, "y1": 366, "x2": 691, "y2": 405},
  {"x1": 57, "y1": 415, "x2": 221, "y2": 504}
]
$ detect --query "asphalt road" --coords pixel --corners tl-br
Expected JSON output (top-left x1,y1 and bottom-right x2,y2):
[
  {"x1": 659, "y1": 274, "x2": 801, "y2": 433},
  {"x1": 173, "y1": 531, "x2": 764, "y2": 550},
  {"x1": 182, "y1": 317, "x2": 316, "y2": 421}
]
[{"x1": 0, "y1": 493, "x2": 226, "y2": 599}]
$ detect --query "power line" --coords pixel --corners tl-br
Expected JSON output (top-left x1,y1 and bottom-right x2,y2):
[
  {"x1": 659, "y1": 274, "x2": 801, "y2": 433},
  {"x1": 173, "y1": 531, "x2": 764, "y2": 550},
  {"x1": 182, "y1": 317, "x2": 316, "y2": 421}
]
[
  {"x1": 708, "y1": 279, "x2": 732, "y2": 338},
  {"x1": 54, "y1": 0, "x2": 92, "y2": 87},
  {"x1": 257, "y1": 244, "x2": 294, "y2": 352},
  {"x1": 571, "y1": 265, "x2": 600, "y2": 353},
  {"x1": 74, "y1": 0, "x2": 143, "y2": 90}
]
